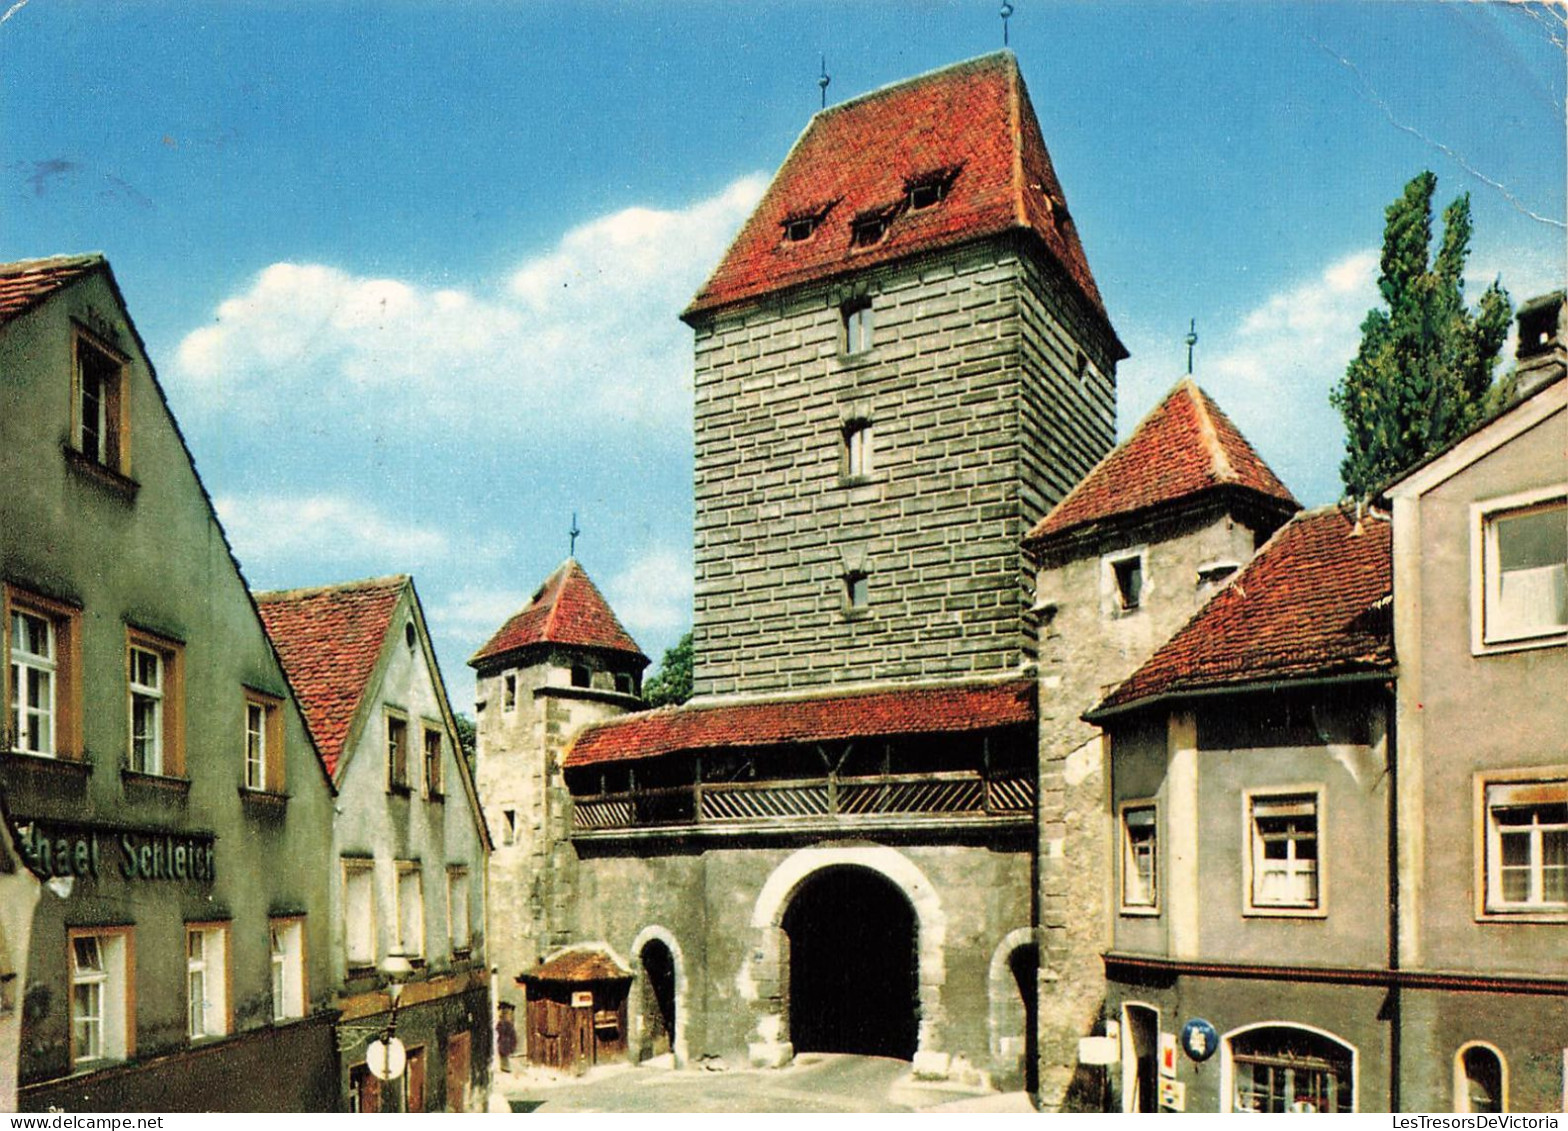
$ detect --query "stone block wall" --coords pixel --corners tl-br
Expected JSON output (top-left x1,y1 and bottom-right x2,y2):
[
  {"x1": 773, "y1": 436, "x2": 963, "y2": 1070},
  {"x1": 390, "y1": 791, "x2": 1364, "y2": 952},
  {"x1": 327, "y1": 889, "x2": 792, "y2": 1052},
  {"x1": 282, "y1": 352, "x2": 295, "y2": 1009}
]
[{"x1": 689, "y1": 236, "x2": 1119, "y2": 697}]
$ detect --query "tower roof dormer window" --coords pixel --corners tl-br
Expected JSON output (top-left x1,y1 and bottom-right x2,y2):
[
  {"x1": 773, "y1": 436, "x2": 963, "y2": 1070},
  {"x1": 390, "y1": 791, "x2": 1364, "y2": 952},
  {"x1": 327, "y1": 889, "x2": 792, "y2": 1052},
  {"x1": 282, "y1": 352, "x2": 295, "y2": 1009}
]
[
  {"x1": 904, "y1": 166, "x2": 961, "y2": 211},
  {"x1": 779, "y1": 201, "x2": 837, "y2": 244}
]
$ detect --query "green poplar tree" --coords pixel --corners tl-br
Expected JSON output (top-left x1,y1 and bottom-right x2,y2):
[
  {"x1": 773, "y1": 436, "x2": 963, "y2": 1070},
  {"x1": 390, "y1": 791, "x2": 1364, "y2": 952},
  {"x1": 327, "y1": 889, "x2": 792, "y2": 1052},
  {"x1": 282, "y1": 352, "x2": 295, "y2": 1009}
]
[{"x1": 1331, "y1": 171, "x2": 1512, "y2": 499}]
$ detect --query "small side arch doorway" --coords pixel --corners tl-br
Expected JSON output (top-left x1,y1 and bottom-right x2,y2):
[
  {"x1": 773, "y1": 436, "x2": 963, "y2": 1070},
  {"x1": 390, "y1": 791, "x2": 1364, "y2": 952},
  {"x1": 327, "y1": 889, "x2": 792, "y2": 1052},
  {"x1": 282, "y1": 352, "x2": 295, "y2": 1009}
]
[
  {"x1": 781, "y1": 865, "x2": 918, "y2": 1060},
  {"x1": 637, "y1": 938, "x2": 677, "y2": 1063}
]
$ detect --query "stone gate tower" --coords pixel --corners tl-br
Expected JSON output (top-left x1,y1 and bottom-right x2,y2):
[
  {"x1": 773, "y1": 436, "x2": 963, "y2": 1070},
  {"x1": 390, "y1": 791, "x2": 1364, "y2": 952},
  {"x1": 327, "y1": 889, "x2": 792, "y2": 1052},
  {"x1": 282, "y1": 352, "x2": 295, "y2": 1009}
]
[{"x1": 554, "y1": 51, "x2": 1127, "y2": 1090}]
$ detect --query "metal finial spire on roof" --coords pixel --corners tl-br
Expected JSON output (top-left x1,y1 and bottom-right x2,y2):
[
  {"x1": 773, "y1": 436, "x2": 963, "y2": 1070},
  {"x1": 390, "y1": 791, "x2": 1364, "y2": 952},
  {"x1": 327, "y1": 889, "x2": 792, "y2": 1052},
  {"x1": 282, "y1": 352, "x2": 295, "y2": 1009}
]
[
  {"x1": 1000, "y1": 2, "x2": 1014, "y2": 46},
  {"x1": 569, "y1": 512, "x2": 581, "y2": 558},
  {"x1": 818, "y1": 56, "x2": 831, "y2": 108},
  {"x1": 1185, "y1": 318, "x2": 1199, "y2": 375}
]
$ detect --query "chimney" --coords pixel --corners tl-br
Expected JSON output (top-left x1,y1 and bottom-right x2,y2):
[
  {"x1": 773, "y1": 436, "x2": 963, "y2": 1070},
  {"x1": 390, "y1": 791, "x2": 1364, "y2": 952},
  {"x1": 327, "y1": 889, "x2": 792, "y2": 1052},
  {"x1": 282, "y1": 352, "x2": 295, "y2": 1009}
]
[{"x1": 1513, "y1": 290, "x2": 1566, "y2": 397}]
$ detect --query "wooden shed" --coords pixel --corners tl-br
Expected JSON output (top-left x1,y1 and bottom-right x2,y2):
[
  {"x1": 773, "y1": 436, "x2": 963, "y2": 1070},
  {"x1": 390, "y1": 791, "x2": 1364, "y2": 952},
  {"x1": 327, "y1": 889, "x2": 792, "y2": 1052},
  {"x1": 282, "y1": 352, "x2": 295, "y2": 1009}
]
[{"x1": 518, "y1": 949, "x2": 632, "y2": 1074}]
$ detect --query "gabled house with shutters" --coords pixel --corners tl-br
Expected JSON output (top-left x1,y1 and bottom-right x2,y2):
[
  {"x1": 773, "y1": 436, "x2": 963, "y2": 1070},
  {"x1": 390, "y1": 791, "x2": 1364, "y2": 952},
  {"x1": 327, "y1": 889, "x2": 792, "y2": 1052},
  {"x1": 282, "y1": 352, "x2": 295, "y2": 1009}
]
[
  {"x1": 0, "y1": 255, "x2": 340, "y2": 1111},
  {"x1": 256, "y1": 575, "x2": 492, "y2": 1112}
]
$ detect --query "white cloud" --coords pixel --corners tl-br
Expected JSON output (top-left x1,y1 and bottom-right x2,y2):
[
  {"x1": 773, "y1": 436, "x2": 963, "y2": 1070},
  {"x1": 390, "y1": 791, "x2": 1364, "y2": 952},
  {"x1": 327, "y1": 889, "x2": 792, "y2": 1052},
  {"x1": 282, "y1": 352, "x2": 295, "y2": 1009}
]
[
  {"x1": 214, "y1": 494, "x2": 449, "y2": 567},
  {"x1": 174, "y1": 174, "x2": 768, "y2": 435},
  {"x1": 605, "y1": 548, "x2": 692, "y2": 637},
  {"x1": 426, "y1": 585, "x2": 532, "y2": 643}
]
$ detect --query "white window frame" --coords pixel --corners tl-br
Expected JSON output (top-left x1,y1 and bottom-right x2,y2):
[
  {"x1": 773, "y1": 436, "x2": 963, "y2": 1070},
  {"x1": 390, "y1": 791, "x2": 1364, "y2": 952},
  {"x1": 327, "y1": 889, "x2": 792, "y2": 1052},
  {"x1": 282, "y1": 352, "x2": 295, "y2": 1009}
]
[
  {"x1": 1243, "y1": 787, "x2": 1326, "y2": 917},
  {"x1": 422, "y1": 723, "x2": 444, "y2": 798},
  {"x1": 70, "y1": 929, "x2": 130, "y2": 1066},
  {"x1": 448, "y1": 867, "x2": 471, "y2": 955},
  {"x1": 74, "y1": 331, "x2": 127, "y2": 472},
  {"x1": 1119, "y1": 800, "x2": 1159, "y2": 914},
  {"x1": 186, "y1": 924, "x2": 229, "y2": 1040},
  {"x1": 1471, "y1": 486, "x2": 1568, "y2": 654},
  {"x1": 396, "y1": 861, "x2": 424, "y2": 960},
  {"x1": 343, "y1": 859, "x2": 377, "y2": 968},
  {"x1": 128, "y1": 644, "x2": 163, "y2": 774},
  {"x1": 270, "y1": 918, "x2": 306, "y2": 1021},
  {"x1": 1454, "y1": 1041, "x2": 1509, "y2": 1113},
  {"x1": 1476, "y1": 769, "x2": 1568, "y2": 920},
  {"x1": 244, "y1": 700, "x2": 267, "y2": 790},
  {"x1": 10, "y1": 608, "x2": 56, "y2": 756}
]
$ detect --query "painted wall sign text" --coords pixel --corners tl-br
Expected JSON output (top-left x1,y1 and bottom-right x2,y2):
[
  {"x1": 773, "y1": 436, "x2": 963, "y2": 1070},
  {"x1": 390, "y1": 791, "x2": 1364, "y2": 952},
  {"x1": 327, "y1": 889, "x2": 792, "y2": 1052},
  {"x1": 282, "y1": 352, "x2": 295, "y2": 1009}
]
[{"x1": 17, "y1": 823, "x2": 216, "y2": 884}]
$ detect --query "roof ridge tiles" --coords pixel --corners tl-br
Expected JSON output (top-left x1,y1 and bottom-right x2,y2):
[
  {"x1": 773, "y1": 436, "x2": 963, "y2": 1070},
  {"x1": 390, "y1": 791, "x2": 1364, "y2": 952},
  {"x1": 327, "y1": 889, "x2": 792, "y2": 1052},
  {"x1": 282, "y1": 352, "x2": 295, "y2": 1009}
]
[{"x1": 254, "y1": 574, "x2": 410, "y2": 601}]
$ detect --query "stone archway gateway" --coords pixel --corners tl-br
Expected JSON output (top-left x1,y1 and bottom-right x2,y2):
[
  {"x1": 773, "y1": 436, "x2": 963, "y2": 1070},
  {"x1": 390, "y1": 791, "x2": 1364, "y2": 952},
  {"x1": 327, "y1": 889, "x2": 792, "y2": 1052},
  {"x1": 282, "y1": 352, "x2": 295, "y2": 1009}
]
[
  {"x1": 782, "y1": 866, "x2": 918, "y2": 1059},
  {"x1": 745, "y1": 846, "x2": 947, "y2": 1070}
]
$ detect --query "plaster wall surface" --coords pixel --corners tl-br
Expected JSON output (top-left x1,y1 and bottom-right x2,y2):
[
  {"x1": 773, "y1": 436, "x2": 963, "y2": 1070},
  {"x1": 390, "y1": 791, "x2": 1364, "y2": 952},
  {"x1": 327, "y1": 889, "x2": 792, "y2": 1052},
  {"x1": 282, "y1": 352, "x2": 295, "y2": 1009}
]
[
  {"x1": 1399, "y1": 407, "x2": 1567, "y2": 976},
  {"x1": 0, "y1": 273, "x2": 336, "y2": 1101},
  {"x1": 571, "y1": 838, "x2": 1031, "y2": 1075}
]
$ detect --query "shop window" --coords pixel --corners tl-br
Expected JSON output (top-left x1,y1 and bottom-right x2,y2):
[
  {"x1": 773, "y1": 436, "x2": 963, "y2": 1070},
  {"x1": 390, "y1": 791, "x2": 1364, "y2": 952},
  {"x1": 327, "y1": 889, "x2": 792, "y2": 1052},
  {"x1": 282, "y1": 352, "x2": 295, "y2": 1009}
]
[
  {"x1": 1229, "y1": 1025, "x2": 1355, "y2": 1113},
  {"x1": 127, "y1": 629, "x2": 183, "y2": 776},
  {"x1": 243, "y1": 690, "x2": 284, "y2": 792},
  {"x1": 1482, "y1": 776, "x2": 1568, "y2": 915},
  {"x1": 842, "y1": 298, "x2": 873, "y2": 355},
  {"x1": 422, "y1": 724, "x2": 443, "y2": 798},
  {"x1": 396, "y1": 861, "x2": 424, "y2": 959},
  {"x1": 344, "y1": 859, "x2": 376, "y2": 969},
  {"x1": 6, "y1": 588, "x2": 81, "y2": 758},
  {"x1": 1120, "y1": 802, "x2": 1158, "y2": 912},
  {"x1": 1247, "y1": 791, "x2": 1321, "y2": 913},
  {"x1": 448, "y1": 867, "x2": 471, "y2": 954},
  {"x1": 74, "y1": 332, "x2": 127, "y2": 473},
  {"x1": 71, "y1": 929, "x2": 130, "y2": 1065},
  {"x1": 1454, "y1": 1043, "x2": 1507, "y2": 1113},
  {"x1": 186, "y1": 924, "x2": 230, "y2": 1040},
  {"x1": 1475, "y1": 492, "x2": 1567, "y2": 648},
  {"x1": 270, "y1": 918, "x2": 305, "y2": 1021}
]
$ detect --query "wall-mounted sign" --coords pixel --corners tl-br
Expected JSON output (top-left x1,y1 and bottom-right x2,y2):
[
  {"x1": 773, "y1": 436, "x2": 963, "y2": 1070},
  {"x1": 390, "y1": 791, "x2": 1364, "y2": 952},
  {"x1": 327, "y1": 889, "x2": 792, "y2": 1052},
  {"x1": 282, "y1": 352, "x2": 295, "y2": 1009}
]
[
  {"x1": 1159, "y1": 1078, "x2": 1186, "y2": 1112},
  {"x1": 570, "y1": 991, "x2": 593, "y2": 1008},
  {"x1": 1159, "y1": 1032, "x2": 1177, "y2": 1078},
  {"x1": 16, "y1": 821, "x2": 216, "y2": 884},
  {"x1": 1180, "y1": 1018, "x2": 1219, "y2": 1063}
]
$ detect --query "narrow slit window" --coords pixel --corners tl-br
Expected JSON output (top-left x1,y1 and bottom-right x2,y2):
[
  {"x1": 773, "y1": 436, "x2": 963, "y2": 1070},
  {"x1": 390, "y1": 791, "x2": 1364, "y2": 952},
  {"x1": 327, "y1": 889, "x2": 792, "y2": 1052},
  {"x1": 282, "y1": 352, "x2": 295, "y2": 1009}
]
[
  {"x1": 842, "y1": 299, "x2": 873, "y2": 355},
  {"x1": 845, "y1": 421, "x2": 873, "y2": 478}
]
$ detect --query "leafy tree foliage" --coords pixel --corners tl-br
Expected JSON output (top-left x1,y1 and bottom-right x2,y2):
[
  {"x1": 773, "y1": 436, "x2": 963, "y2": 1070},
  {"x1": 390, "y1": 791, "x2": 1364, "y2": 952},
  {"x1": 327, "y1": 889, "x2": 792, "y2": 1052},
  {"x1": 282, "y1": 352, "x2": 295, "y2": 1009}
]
[
  {"x1": 1331, "y1": 171, "x2": 1512, "y2": 499},
  {"x1": 453, "y1": 713, "x2": 476, "y2": 765},
  {"x1": 643, "y1": 631, "x2": 693, "y2": 707}
]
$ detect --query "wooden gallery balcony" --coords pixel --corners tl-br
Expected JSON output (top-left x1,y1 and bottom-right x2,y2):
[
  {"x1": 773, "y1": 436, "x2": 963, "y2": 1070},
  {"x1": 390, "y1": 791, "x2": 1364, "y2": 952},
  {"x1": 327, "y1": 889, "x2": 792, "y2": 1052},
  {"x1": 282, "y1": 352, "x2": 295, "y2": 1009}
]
[{"x1": 561, "y1": 679, "x2": 1038, "y2": 839}]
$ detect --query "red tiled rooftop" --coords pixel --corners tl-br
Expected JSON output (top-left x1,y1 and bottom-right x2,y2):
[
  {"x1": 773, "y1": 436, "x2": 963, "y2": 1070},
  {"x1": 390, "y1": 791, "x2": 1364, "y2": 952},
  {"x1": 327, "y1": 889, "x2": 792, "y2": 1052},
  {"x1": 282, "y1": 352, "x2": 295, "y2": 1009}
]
[
  {"x1": 470, "y1": 559, "x2": 646, "y2": 669},
  {"x1": 256, "y1": 576, "x2": 407, "y2": 776},
  {"x1": 1094, "y1": 507, "x2": 1393, "y2": 715},
  {"x1": 519, "y1": 948, "x2": 632, "y2": 985},
  {"x1": 564, "y1": 678, "x2": 1036, "y2": 769},
  {"x1": 0, "y1": 254, "x2": 103, "y2": 325},
  {"x1": 685, "y1": 53, "x2": 1120, "y2": 352},
  {"x1": 1026, "y1": 378, "x2": 1298, "y2": 545}
]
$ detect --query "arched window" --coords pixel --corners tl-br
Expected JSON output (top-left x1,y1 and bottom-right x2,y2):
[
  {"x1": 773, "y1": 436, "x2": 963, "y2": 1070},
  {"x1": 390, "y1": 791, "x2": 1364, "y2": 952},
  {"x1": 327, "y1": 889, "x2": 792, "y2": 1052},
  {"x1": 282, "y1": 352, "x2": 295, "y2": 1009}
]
[
  {"x1": 1228, "y1": 1025, "x2": 1355, "y2": 1113},
  {"x1": 1454, "y1": 1043, "x2": 1507, "y2": 1113}
]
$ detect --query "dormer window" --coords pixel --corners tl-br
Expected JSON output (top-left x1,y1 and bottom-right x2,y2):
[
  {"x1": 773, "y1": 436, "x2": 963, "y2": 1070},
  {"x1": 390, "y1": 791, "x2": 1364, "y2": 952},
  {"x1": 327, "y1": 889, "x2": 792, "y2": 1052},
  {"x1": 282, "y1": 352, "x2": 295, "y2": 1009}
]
[
  {"x1": 851, "y1": 215, "x2": 890, "y2": 248},
  {"x1": 780, "y1": 201, "x2": 836, "y2": 244},
  {"x1": 904, "y1": 167, "x2": 960, "y2": 211},
  {"x1": 784, "y1": 217, "x2": 818, "y2": 242}
]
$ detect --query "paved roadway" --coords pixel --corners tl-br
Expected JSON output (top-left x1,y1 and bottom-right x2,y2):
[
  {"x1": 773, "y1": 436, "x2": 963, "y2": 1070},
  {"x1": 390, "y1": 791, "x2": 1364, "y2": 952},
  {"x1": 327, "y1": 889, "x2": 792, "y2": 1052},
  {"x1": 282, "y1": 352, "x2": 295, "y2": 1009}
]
[{"x1": 495, "y1": 1053, "x2": 1031, "y2": 1114}]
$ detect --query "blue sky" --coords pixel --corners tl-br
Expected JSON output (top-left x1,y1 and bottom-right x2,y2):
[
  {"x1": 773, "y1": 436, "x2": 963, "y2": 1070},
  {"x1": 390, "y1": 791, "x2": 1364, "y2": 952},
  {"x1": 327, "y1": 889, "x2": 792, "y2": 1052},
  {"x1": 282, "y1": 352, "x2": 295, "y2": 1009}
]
[{"x1": 4, "y1": 1, "x2": 1563, "y2": 709}]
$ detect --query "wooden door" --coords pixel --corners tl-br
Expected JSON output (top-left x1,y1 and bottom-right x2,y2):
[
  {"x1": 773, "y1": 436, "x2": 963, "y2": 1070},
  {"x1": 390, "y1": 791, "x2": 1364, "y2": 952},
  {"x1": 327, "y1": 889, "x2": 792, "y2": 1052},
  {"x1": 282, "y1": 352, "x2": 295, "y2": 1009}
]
[
  {"x1": 445, "y1": 1031, "x2": 470, "y2": 1112},
  {"x1": 406, "y1": 1046, "x2": 426, "y2": 1113}
]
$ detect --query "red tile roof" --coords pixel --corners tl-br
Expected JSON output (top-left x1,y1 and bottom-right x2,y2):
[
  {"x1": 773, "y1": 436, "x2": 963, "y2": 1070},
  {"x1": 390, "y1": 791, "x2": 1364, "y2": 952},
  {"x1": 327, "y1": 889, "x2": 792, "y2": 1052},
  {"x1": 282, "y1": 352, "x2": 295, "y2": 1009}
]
[
  {"x1": 685, "y1": 53, "x2": 1120, "y2": 351},
  {"x1": 1026, "y1": 378, "x2": 1298, "y2": 545},
  {"x1": 564, "y1": 678, "x2": 1036, "y2": 769},
  {"x1": 1094, "y1": 507, "x2": 1393, "y2": 715},
  {"x1": 255, "y1": 577, "x2": 407, "y2": 776},
  {"x1": 470, "y1": 559, "x2": 646, "y2": 669},
  {"x1": 0, "y1": 254, "x2": 104, "y2": 325},
  {"x1": 519, "y1": 948, "x2": 632, "y2": 985}
]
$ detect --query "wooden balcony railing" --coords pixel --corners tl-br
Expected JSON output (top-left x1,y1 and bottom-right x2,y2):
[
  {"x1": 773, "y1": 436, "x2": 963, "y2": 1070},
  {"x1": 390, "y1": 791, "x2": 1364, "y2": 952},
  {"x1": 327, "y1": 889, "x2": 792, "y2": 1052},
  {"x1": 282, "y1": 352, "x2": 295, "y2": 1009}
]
[{"x1": 571, "y1": 769, "x2": 1033, "y2": 833}]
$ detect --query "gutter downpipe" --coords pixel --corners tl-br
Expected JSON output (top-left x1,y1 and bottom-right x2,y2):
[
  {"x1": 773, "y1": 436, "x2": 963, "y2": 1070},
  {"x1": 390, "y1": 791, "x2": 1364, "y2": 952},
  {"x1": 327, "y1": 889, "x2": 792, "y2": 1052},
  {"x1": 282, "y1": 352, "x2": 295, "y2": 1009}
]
[{"x1": 1386, "y1": 683, "x2": 1401, "y2": 1112}]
